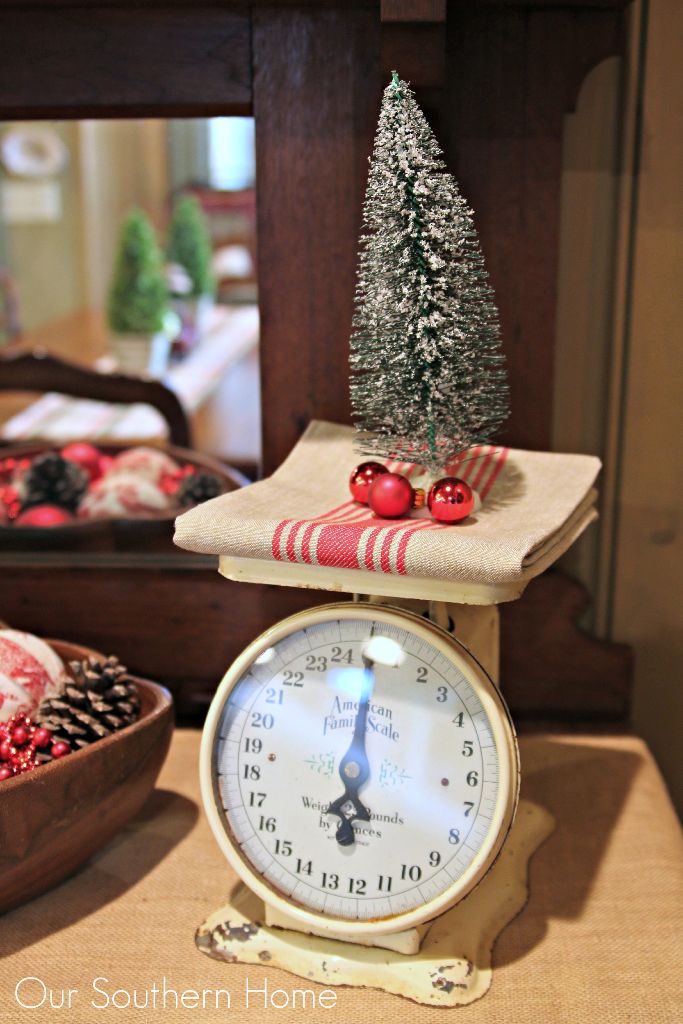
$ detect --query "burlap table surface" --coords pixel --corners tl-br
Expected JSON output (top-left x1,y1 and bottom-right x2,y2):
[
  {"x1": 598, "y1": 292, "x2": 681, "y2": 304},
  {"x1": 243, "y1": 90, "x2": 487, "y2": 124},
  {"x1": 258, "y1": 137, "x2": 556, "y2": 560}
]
[
  {"x1": 174, "y1": 422, "x2": 600, "y2": 587},
  {"x1": 1, "y1": 730, "x2": 681, "y2": 1023}
]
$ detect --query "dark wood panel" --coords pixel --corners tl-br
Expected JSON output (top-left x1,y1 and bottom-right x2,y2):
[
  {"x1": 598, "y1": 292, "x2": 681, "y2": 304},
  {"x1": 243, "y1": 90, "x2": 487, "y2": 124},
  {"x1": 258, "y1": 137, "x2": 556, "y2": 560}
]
[
  {"x1": 4, "y1": 1, "x2": 632, "y2": 10},
  {"x1": 0, "y1": 7, "x2": 251, "y2": 118},
  {"x1": 500, "y1": 571, "x2": 633, "y2": 725},
  {"x1": 0, "y1": 563, "x2": 632, "y2": 726},
  {"x1": 253, "y1": 7, "x2": 382, "y2": 474},
  {"x1": 444, "y1": 6, "x2": 625, "y2": 452},
  {"x1": 0, "y1": 565, "x2": 328, "y2": 719},
  {"x1": 381, "y1": 0, "x2": 446, "y2": 20}
]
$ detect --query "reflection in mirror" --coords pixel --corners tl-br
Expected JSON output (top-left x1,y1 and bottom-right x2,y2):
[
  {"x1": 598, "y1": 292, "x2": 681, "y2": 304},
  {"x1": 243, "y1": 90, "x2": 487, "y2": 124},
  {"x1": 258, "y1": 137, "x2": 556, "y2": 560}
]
[{"x1": 0, "y1": 117, "x2": 260, "y2": 475}]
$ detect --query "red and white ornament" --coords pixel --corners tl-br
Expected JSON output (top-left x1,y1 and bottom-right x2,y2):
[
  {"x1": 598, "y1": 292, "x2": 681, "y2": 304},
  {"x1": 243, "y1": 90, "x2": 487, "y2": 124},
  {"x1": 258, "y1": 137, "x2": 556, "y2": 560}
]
[
  {"x1": 349, "y1": 461, "x2": 388, "y2": 504},
  {"x1": 368, "y1": 472, "x2": 414, "y2": 519},
  {"x1": 61, "y1": 442, "x2": 104, "y2": 482},
  {"x1": 427, "y1": 477, "x2": 474, "y2": 524},
  {"x1": 78, "y1": 471, "x2": 174, "y2": 520},
  {"x1": 107, "y1": 446, "x2": 180, "y2": 485},
  {"x1": 15, "y1": 504, "x2": 75, "y2": 528},
  {"x1": 0, "y1": 630, "x2": 64, "y2": 723}
]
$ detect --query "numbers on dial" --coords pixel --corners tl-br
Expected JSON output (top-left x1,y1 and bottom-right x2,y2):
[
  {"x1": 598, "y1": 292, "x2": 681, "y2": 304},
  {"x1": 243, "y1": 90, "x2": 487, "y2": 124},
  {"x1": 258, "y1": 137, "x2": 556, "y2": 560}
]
[
  {"x1": 250, "y1": 711, "x2": 274, "y2": 729},
  {"x1": 282, "y1": 670, "x2": 304, "y2": 687},
  {"x1": 305, "y1": 654, "x2": 328, "y2": 672},
  {"x1": 215, "y1": 614, "x2": 506, "y2": 922},
  {"x1": 330, "y1": 647, "x2": 353, "y2": 664}
]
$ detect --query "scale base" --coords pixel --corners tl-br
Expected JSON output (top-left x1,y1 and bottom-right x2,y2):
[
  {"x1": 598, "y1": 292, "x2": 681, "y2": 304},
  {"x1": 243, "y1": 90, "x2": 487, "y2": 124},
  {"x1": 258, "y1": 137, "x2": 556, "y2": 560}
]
[
  {"x1": 265, "y1": 904, "x2": 431, "y2": 954},
  {"x1": 196, "y1": 799, "x2": 553, "y2": 1007}
]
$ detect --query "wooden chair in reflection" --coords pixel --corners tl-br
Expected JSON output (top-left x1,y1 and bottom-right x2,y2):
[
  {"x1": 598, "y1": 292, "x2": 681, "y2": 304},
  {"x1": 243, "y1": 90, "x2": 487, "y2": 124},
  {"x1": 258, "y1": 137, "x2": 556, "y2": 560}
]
[{"x1": 0, "y1": 346, "x2": 191, "y2": 448}]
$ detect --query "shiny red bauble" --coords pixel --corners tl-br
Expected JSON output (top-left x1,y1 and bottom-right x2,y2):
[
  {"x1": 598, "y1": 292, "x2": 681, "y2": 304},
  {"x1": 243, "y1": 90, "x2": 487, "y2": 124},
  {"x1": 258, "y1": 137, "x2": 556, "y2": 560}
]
[
  {"x1": 51, "y1": 740, "x2": 70, "y2": 759},
  {"x1": 15, "y1": 504, "x2": 75, "y2": 528},
  {"x1": 427, "y1": 477, "x2": 474, "y2": 524},
  {"x1": 369, "y1": 472, "x2": 414, "y2": 519},
  {"x1": 61, "y1": 442, "x2": 104, "y2": 481},
  {"x1": 349, "y1": 461, "x2": 388, "y2": 504}
]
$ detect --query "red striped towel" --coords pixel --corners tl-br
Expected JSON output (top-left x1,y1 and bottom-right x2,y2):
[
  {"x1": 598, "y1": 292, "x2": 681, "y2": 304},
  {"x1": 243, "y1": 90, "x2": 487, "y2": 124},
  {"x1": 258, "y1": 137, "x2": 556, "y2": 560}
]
[{"x1": 175, "y1": 421, "x2": 600, "y2": 590}]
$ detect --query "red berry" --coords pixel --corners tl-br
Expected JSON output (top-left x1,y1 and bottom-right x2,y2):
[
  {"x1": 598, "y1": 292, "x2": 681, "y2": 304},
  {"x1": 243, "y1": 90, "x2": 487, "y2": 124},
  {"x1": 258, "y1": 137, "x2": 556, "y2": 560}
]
[
  {"x1": 51, "y1": 741, "x2": 71, "y2": 759},
  {"x1": 0, "y1": 765, "x2": 13, "y2": 781},
  {"x1": 0, "y1": 740, "x2": 13, "y2": 761},
  {"x1": 11, "y1": 726, "x2": 29, "y2": 746},
  {"x1": 33, "y1": 727, "x2": 51, "y2": 748}
]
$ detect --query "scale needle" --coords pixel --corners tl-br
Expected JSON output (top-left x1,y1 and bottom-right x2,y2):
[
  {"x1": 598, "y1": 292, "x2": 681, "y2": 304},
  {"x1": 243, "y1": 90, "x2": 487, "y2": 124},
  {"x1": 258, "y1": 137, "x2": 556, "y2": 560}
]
[{"x1": 326, "y1": 656, "x2": 374, "y2": 846}]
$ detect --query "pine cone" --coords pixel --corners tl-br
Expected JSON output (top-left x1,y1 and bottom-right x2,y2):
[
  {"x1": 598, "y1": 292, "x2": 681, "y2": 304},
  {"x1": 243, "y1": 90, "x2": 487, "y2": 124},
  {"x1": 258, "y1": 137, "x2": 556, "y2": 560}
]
[
  {"x1": 178, "y1": 470, "x2": 223, "y2": 507},
  {"x1": 22, "y1": 452, "x2": 88, "y2": 512},
  {"x1": 35, "y1": 656, "x2": 140, "y2": 750}
]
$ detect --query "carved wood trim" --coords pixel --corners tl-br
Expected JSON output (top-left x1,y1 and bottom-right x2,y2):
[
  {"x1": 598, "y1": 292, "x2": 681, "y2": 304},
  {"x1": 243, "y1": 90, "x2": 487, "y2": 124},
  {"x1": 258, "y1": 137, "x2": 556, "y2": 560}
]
[{"x1": 500, "y1": 570, "x2": 633, "y2": 725}]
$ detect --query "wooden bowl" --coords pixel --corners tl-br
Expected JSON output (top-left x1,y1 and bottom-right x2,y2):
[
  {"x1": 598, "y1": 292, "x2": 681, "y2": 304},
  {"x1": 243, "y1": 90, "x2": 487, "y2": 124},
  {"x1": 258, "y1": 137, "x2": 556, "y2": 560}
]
[
  {"x1": 0, "y1": 640, "x2": 174, "y2": 914},
  {"x1": 0, "y1": 441, "x2": 247, "y2": 553}
]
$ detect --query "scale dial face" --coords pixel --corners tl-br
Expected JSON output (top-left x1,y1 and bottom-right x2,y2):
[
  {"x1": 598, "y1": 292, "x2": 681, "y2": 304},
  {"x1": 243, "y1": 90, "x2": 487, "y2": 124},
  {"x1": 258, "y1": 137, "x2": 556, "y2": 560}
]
[{"x1": 201, "y1": 603, "x2": 518, "y2": 936}]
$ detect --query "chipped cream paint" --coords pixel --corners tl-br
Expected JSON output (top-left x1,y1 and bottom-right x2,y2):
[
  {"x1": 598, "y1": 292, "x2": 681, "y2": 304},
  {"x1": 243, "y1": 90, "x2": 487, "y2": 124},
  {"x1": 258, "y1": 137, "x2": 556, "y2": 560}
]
[{"x1": 196, "y1": 799, "x2": 553, "y2": 1007}]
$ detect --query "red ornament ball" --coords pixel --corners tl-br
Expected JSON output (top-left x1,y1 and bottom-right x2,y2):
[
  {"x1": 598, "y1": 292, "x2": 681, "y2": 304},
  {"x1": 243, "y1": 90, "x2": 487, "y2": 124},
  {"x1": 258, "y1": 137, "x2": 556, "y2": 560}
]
[
  {"x1": 427, "y1": 477, "x2": 474, "y2": 524},
  {"x1": 368, "y1": 472, "x2": 414, "y2": 519},
  {"x1": 15, "y1": 504, "x2": 75, "y2": 528},
  {"x1": 51, "y1": 740, "x2": 70, "y2": 759},
  {"x1": 0, "y1": 765, "x2": 12, "y2": 781},
  {"x1": 0, "y1": 484, "x2": 21, "y2": 520},
  {"x1": 349, "y1": 462, "x2": 388, "y2": 504},
  {"x1": 61, "y1": 442, "x2": 103, "y2": 481}
]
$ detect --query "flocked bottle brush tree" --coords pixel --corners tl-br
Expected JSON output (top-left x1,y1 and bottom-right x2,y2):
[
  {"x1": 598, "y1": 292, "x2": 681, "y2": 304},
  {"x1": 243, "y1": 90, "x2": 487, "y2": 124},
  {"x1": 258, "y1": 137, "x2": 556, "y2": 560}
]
[{"x1": 349, "y1": 72, "x2": 509, "y2": 480}]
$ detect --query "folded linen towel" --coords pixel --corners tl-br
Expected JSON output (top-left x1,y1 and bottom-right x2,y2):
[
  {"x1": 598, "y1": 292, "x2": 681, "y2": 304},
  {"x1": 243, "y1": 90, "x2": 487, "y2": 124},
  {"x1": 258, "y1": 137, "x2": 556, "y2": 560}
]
[{"x1": 175, "y1": 422, "x2": 600, "y2": 597}]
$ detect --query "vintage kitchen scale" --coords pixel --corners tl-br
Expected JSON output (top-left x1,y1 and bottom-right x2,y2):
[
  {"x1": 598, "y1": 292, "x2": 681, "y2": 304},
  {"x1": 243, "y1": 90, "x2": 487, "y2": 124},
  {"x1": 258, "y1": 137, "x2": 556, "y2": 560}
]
[
  {"x1": 181, "y1": 73, "x2": 599, "y2": 1005},
  {"x1": 174, "y1": 421, "x2": 602, "y2": 1005}
]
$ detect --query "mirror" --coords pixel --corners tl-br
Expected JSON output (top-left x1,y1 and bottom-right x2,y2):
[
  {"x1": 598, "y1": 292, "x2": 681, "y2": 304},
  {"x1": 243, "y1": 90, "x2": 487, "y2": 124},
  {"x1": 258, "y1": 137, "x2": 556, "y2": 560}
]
[{"x1": 0, "y1": 117, "x2": 260, "y2": 482}]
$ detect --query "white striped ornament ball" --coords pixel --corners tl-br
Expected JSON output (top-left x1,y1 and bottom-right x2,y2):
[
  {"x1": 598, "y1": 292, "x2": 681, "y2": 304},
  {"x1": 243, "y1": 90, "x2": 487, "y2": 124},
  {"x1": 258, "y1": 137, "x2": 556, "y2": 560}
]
[
  {"x1": 0, "y1": 630, "x2": 64, "y2": 723},
  {"x1": 78, "y1": 472, "x2": 174, "y2": 520},
  {"x1": 107, "y1": 446, "x2": 180, "y2": 485}
]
